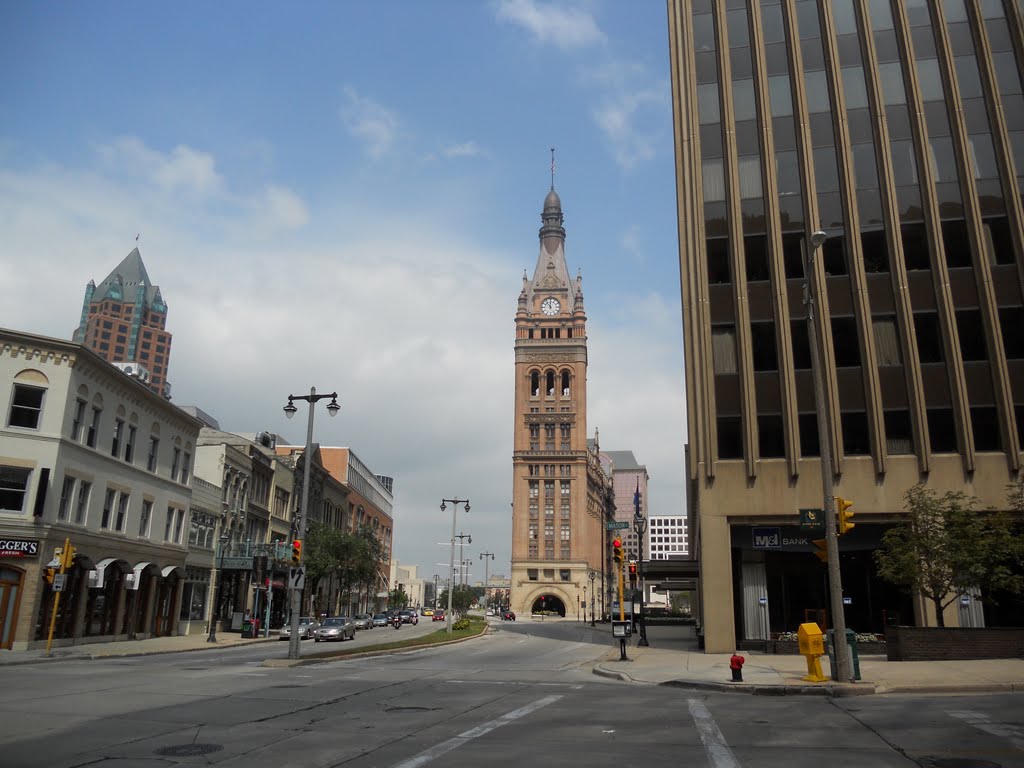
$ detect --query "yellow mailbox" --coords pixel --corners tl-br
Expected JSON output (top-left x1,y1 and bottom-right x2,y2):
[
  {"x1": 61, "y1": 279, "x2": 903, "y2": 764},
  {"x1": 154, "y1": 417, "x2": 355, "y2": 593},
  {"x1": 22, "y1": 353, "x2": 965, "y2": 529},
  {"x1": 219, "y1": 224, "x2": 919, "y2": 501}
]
[{"x1": 797, "y1": 622, "x2": 827, "y2": 682}]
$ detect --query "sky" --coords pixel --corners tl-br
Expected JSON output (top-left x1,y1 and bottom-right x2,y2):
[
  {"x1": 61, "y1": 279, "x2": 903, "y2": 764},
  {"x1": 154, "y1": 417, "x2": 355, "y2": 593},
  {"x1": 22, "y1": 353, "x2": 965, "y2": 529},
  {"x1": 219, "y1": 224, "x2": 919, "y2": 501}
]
[{"x1": 0, "y1": 0, "x2": 686, "y2": 584}]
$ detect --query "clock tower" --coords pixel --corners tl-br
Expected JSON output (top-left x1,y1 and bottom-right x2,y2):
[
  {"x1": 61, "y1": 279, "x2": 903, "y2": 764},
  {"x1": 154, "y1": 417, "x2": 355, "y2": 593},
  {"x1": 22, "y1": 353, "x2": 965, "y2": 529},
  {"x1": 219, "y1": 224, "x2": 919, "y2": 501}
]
[{"x1": 510, "y1": 186, "x2": 608, "y2": 618}]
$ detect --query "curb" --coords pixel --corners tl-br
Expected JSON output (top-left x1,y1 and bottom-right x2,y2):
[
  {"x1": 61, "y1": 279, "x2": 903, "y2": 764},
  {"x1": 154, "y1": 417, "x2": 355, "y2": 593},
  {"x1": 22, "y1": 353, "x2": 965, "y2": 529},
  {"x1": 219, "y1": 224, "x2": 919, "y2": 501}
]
[
  {"x1": 591, "y1": 664, "x2": 877, "y2": 696},
  {"x1": 0, "y1": 636, "x2": 280, "y2": 666}
]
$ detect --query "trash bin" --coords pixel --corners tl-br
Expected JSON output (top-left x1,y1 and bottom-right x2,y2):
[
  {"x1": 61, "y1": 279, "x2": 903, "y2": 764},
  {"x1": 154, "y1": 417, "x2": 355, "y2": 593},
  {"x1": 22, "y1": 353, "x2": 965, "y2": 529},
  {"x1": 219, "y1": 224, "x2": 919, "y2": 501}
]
[
  {"x1": 241, "y1": 619, "x2": 260, "y2": 639},
  {"x1": 825, "y1": 628, "x2": 861, "y2": 681}
]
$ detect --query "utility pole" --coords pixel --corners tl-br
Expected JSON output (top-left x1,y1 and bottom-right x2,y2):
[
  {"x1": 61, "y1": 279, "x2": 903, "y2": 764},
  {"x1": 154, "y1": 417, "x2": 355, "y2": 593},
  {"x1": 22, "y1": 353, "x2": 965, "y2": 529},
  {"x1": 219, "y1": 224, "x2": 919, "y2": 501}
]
[
  {"x1": 455, "y1": 532, "x2": 472, "y2": 585},
  {"x1": 805, "y1": 230, "x2": 852, "y2": 682}
]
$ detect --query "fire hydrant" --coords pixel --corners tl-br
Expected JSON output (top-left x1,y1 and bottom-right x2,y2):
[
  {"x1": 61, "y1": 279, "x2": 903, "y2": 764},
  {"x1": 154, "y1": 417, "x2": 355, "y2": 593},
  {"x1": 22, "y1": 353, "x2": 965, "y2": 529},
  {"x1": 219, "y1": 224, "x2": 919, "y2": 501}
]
[{"x1": 730, "y1": 652, "x2": 745, "y2": 682}]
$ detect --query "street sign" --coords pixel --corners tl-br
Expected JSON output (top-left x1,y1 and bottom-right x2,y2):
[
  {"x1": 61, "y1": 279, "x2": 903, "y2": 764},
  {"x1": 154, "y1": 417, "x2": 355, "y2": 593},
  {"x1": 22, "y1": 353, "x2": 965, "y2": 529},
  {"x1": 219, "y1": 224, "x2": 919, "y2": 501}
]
[
  {"x1": 842, "y1": 596, "x2": 852, "y2": 605},
  {"x1": 288, "y1": 567, "x2": 306, "y2": 590},
  {"x1": 799, "y1": 508, "x2": 823, "y2": 528},
  {"x1": 53, "y1": 573, "x2": 67, "y2": 592},
  {"x1": 606, "y1": 521, "x2": 631, "y2": 530},
  {"x1": 758, "y1": 596, "x2": 768, "y2": 606}
]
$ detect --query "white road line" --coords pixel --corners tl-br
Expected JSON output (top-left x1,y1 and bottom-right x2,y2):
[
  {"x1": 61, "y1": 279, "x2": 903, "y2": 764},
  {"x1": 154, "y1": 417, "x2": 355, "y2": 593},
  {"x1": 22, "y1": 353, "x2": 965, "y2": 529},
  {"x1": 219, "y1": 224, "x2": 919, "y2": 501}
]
[
  {"x1": 688, "y1": 699, "x2": 742, "y2": 768},
  {"x1": 392, "y1": 695, "x2": 562, "y2": 768},
  {"x1": 949, "y1": 709, "x2": 1024, "y2": 749}
]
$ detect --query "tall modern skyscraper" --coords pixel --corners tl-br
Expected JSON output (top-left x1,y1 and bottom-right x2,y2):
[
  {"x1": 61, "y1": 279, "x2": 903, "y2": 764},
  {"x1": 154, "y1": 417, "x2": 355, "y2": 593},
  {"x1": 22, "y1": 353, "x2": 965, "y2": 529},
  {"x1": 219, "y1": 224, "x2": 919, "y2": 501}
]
[
  {"x1": 509, "y1": 186, "x2": 612, "y2": 618},
  {"x1": 669, "y1": 0, "x2": 1024, "y2": 652},
  {"x1": 74, "y1": 248, "x2": 173, "y2": 398}
]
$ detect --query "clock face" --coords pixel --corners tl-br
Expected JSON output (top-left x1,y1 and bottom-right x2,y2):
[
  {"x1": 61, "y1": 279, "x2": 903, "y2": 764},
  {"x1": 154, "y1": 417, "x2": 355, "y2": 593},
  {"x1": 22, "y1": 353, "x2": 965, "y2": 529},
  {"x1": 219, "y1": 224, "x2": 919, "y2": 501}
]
[{"x1": 541, "y1": 297, "x2": 560, "y2": 315}]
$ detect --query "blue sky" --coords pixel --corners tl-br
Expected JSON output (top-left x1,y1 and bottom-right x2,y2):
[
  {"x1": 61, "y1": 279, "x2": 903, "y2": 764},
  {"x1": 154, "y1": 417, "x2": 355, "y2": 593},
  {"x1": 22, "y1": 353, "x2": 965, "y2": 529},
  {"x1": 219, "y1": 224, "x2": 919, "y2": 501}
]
[{"x1": 0, "y1": 0, "x2": 685, "y2": 582}]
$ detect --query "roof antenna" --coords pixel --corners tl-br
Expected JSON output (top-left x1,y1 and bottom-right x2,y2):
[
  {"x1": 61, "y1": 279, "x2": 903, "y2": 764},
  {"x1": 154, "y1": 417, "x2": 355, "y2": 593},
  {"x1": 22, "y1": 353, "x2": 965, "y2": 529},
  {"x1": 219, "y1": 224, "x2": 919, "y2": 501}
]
[{"x1": 550, "y1": 147, "x2": 555, "y2": 191}]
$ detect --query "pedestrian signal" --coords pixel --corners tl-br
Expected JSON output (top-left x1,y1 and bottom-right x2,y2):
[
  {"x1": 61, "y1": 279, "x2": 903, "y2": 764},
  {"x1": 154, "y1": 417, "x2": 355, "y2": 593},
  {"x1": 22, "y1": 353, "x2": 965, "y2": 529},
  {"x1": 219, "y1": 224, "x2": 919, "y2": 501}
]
[
  {"x1": 628, "y1": 562, "x2": 638, "y2": 577},
  {"x1": 837, "y1": 497, "x2": 855, "y2": 535}
]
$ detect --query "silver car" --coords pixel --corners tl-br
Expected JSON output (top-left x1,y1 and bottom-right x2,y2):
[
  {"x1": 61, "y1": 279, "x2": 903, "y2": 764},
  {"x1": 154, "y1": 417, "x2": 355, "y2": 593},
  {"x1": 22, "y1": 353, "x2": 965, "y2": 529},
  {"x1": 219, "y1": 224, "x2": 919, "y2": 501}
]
[
  {"x1": 279, "y1": 616, "x2": 319, "y2": 640},
  {"x1": 314, "y1": 616, "x2": 355, "y2": 642},
  {"x1": 353, "y1": 613, "x2": 373, "y2": 630}
]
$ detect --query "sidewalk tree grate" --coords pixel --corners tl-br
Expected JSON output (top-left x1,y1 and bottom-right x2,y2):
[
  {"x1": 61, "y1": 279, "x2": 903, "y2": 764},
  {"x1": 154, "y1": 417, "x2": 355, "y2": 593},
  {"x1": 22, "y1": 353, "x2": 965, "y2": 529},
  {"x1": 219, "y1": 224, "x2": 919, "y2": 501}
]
[{"x1": 155, "y1": 744, "x2": 223, "y2": 757}]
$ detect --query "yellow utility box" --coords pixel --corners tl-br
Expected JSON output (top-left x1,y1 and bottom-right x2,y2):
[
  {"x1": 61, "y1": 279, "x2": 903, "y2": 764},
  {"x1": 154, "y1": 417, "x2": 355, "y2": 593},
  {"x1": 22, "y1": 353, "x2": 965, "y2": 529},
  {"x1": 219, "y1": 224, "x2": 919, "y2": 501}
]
[{"x1": 797, "y1": 622, "x2": 827, "y2": 682}]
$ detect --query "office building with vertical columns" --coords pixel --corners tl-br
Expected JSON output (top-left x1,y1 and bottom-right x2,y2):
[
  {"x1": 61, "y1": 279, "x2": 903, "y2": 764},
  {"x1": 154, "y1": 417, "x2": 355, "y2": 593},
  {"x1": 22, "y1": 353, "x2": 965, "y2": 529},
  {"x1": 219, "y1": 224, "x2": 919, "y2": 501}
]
[{"x1": 668, "y1": 0, "x2": 1024, "y2": 652}]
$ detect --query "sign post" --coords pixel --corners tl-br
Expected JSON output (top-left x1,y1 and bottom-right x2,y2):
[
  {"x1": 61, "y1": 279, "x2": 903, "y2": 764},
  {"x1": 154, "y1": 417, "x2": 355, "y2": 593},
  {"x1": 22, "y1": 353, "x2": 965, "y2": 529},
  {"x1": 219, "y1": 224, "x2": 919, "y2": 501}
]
[{"x1": 45, "y1": 537, "x2": 74, "y2": 656}]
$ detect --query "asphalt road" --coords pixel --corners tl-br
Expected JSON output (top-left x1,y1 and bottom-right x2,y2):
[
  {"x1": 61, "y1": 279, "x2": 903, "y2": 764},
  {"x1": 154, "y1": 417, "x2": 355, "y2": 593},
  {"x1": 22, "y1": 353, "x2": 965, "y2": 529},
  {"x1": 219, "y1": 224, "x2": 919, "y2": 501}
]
[{"x1": 2, "y1": 620, "x2": 1022, "y2": 768}]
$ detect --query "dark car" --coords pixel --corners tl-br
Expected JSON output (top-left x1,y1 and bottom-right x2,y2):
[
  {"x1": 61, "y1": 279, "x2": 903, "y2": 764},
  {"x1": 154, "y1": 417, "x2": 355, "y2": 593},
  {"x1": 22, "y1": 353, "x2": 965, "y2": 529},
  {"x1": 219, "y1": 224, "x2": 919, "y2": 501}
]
[
  {"x1": 432, "y1": 611, "x2": 445, "y2": 622},
  {"x1": 399, "y1": 609, "x2": 419, "y2": 625},
  {"x1": 502, "y1": 610, "x2": 516, "y2": 621}
]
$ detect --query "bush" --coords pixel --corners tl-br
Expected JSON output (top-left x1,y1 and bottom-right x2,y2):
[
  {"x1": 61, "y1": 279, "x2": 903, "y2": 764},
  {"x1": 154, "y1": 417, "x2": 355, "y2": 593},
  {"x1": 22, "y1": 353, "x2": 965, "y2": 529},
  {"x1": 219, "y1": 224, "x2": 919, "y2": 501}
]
[{"x1": 453, "y1": 618, "x2": 471, "y2": 631}]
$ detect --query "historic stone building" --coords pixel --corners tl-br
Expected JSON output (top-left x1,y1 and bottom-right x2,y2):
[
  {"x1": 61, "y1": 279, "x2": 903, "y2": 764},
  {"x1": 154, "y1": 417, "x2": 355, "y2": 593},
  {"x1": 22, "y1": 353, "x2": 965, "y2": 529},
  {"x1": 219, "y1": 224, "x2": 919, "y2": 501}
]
[{"x1": 509, "y1": 186, "x2": 613, "y2": 618}]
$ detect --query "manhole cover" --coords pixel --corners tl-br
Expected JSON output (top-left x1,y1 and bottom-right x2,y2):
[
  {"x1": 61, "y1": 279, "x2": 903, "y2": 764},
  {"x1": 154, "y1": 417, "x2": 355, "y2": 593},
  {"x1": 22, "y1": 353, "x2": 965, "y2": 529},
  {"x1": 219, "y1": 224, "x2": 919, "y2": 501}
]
[
  {"x1": 155, "y1": 744, "x2": 223, "y2": 757},
  {"x1": 386, "y1": 706, "x2": 435, "y2": 713},
  {"x1": 922, "y1": 759, "x2": 1002, "y2": 768}
]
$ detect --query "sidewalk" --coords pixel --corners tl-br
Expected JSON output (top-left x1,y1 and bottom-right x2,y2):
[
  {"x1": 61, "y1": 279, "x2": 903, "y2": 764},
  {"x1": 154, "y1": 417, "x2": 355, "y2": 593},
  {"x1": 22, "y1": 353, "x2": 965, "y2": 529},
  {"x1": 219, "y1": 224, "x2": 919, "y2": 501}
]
[
  {"x1": 591, "y1": 625, "x2": 1024, "y2": 696},
  {"x1": 0, "y1": 631, "x2": 279, "y2": 665}
]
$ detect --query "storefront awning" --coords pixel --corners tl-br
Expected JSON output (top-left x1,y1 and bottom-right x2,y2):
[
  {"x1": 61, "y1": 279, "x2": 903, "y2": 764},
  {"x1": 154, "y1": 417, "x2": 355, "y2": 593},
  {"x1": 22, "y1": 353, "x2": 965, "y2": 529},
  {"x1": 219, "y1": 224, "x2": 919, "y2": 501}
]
[
  {"x1": 128, "y1": 561, "x2": 152, "y2": 591},
  {"x1": 161, "y1": 565, "x2": 183, "y2": 578}
]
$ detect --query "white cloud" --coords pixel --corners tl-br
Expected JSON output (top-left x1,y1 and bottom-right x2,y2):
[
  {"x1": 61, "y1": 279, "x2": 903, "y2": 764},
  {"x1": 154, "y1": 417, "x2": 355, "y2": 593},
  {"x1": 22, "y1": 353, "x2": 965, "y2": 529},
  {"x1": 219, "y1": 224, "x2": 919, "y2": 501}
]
[
  {"x1": 97, "y1": 136, "x2": 223, "y2": 195},
  {"x1": 593, "y1": 86, "x2": 665, "y2": 170},
  {"x1": 261, "y1": 185, "x2": 310, "y2": 230},
  {"x1": 494, "y1": 0, "x2": 605, "y2": 50},
  {"x1": 340, "y1": 86, "x2": 399, "y2": 159},
  {"x1": 443, "y1": 141, "x2": 483, "y2": 159}
]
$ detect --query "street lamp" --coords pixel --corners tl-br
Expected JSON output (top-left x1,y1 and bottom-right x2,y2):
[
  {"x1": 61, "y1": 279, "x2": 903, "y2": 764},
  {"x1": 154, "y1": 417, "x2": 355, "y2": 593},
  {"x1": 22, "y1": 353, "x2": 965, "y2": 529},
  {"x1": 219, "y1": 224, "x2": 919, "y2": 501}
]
[
  {"x1": 632, "y1": 507, "x2": 649, "y2": 647},
  {"x1": 283, "y1": 387, "x2": 340, "y2": 660},
  {"x1": 207, "y1": 529, "x2": 230, "y2": 642},
  {"x1": 455, "y1": 532, "x2": 472, "y2": 586},
  {"x1": 805, "y1": 229, "x2": 852, "y2": 682},
  {"x1": 440, "y1": 498, "x2": 470, "y2": 635},
  {"x1": 480, "y1": 551, "x2": 494, "y2": 612},
  {"x1": 589, "y1": 571, "x2": 596, "y2": 627}
]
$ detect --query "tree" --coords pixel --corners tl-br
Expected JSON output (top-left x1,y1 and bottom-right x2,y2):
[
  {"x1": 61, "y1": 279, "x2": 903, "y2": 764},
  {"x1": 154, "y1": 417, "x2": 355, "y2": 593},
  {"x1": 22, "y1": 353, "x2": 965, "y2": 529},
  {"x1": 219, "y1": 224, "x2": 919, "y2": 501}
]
[
  {"x1": 304, "y1": 521, "x2": 346, "y2": 616},
  {"x1": 874, "y1": 484, "x2": 1020, "y2": 626},
  {"x1": 437, "y1": 584, "x2": 475, "y2": 615}
]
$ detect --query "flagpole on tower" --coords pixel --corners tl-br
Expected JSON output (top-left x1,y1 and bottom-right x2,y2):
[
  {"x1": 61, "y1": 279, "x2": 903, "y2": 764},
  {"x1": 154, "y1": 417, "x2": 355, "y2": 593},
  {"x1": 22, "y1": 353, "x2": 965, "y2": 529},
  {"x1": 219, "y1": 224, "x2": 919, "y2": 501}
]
[{"x1": 550, "y1": 147, "x2": 555, "y2": 190}]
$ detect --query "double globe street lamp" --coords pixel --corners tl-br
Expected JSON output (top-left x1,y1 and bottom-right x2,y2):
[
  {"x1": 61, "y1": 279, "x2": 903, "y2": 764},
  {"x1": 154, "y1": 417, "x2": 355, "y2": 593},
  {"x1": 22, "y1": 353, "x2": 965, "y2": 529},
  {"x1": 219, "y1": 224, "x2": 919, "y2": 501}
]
[
  {"x1": 207, "y1": 529, "x2": 231, "y2": 643},
  {"x1": 283, "y1": 387, "x2": 340, "y2": 660},
  {"x1": 440, "y1": 498, "x2": 470, "y2": 635},
  {"x1": 633, "y1": 506, "x2": 650, "y2": 647}
]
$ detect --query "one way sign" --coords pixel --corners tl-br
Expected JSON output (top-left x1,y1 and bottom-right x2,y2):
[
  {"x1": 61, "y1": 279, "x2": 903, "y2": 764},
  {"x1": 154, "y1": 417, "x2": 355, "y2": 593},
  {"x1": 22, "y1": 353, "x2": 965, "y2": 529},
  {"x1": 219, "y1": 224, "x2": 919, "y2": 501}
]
[{"x1": 288, "y1": 567, "x2": 305, "y2": 590}]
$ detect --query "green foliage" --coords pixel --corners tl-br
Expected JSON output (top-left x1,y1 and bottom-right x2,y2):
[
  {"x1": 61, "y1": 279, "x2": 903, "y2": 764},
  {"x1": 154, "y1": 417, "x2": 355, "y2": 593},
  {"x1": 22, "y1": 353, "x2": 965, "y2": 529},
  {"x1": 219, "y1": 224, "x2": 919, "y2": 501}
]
[
  {"x1": 304, "y1": 521, "x2": 389, "y2": 615},
  {"x1": 388, "y1": 586, "x2": 409, "y2": 609},
  {"x1": 437, "y1": 584, "x2": 476, "y2": 615},
  {"x1": 452, "y1": 618, "x2": 471, "y2": 630},
  {"x1": 874, "y1": 484, "x2": 1021, "y2": 626}
]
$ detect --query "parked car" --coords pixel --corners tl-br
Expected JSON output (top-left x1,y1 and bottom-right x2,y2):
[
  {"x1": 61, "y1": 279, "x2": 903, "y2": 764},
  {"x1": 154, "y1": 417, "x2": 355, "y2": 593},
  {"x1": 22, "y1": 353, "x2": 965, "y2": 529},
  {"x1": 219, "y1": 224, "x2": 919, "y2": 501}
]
[
  {"x1": 314, "y1": 616, "x2": 355, "y2": 642},
  {"x1": 399, "y1": 609, "x2": 419, "y2": 625},
  {"x1": 279, "y1": 616, "x2": 319, "y2": 640},
  {"x1": 353, "y1": 614, "x2": 373, "y2": 630},
  {"x1": 371, "y1": 613, "x2": 390, "y2": 627},
  {"x1": 432, "y1": 611, "x2": 445, "y2": 622},
  {"x1": 502, "y1": 610, "x2": 516, "y2": 621}
]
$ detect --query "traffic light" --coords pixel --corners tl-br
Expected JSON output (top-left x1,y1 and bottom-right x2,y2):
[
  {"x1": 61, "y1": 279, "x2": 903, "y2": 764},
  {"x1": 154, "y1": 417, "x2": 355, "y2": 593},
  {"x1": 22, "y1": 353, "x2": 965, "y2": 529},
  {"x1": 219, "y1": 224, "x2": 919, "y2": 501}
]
[
  {"x1": 812, "y1": 538, "x2": 828, "y2": 563},
  {"x1": 291, "y1": 539, "x2": 303, "y2": 566},
  {"x1": 44, "y1": 567, "x2": 55, "y2": 585},
  {"x1": 612, "y1": 538, "x2": 623, "y2": 563},
  {"x1": 628, "y1": 561, "x2": 638, "y2": 584},
  {"x1": 837, "y1": 497, "x2": 855, "y2": 535},
  {"x1": 61, "y1": 543, "x2": 76, "y2": 570}
]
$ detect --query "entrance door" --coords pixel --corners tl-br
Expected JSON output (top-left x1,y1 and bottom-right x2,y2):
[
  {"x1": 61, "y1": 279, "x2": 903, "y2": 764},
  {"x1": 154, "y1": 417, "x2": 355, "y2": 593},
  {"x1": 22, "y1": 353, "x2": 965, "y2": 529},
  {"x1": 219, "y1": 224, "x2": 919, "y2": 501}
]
[{"x1": 0, "y1": 567, "x2": 25, "y2": 650}]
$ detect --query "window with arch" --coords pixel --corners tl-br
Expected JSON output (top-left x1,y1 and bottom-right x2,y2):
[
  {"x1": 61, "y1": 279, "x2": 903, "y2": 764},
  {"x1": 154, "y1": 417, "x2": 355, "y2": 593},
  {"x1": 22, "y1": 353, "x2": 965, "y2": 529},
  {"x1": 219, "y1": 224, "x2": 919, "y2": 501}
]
[
  {"x1": 560, "y1": 370, "x2": 570, "y2": 397},
  {"x1": 86, "y1": 395, "x2": 104, "y2": 448},
  {"x1": 530, "y1": 371, "x2": 540, "y2": 397},
  {"x1": 546, "y1": 370, "x2": 556, "y2": 396},
  {"x1": 7, "y1": 370, "x2": 48, "y2": 430},
  {"x1": 147, "y1": 423, "x2": 160, "y2": 472}
]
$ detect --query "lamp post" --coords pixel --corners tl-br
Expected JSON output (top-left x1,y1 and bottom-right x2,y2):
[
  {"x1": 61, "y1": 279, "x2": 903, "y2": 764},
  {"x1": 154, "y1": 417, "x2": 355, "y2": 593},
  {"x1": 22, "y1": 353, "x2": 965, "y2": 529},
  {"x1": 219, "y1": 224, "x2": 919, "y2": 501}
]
[
  {"x1": 805, "y1": 229, "x2": 852, "y2": 682},
  {"x1": 589, "y1": 571, "x2": 596, "y2": 627},
  {"x1": 633, "y1": 507, "x2": 649, "y2": 647},
  {"x1": 433, "y1": 574, "x2": 439, "y2": 609},
  {"x1": 479, "y1": 551, "x2": 494, "y2": 612},
  {"x1": 440, "y1": 498, "x2": 470, "y2": 634},
  {"x1": 283, "y1": 387, "x2": 340, "y2": 660},
  {"x1": 207, "y1": 529, "x2": 230, "y2": 642}
]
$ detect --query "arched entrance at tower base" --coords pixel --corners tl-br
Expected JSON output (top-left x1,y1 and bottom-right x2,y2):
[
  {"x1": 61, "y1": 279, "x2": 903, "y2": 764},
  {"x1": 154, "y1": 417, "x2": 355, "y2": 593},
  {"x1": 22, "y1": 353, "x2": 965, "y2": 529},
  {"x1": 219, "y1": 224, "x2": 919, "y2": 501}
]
[{"x1": 526, "y1": 590, "x2": 567, "y2": 617}]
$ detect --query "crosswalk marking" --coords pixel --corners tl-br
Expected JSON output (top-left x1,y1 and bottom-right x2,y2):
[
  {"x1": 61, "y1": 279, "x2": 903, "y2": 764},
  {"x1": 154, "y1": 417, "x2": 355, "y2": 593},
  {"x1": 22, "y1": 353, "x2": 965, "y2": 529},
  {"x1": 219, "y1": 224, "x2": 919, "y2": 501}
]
[{"x1": 688, "y1": 698, "x2": 742, "y2": 768}]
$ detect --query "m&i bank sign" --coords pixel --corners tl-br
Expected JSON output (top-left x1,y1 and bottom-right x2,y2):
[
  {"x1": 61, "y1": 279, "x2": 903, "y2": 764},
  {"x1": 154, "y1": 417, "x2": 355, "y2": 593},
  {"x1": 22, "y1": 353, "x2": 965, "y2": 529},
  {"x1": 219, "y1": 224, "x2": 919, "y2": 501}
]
[{"x1": 752, "y1": 527, "x2": 781, "y2": 548}]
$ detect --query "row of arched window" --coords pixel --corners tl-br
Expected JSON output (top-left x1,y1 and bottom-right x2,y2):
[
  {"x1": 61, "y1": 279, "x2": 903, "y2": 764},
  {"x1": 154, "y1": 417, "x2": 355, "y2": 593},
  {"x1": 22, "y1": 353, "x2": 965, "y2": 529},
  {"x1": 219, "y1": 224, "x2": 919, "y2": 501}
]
[{"x1": 530, "y1": 369, "x2": 572, "y2": 398}]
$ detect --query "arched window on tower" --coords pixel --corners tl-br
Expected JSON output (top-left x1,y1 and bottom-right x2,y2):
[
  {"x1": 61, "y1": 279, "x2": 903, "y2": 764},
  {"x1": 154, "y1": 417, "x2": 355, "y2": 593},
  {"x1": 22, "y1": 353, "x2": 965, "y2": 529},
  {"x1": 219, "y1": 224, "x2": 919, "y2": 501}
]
[
  {"x1": 546, "y1": 370, "x2": 555, "y2": 396},
  {"x1": 561, "y1": 370, "x2": 570, "y2": 397},
  {"x1": 531, "y1": 371, "x2": 540, "y2": 397}
]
